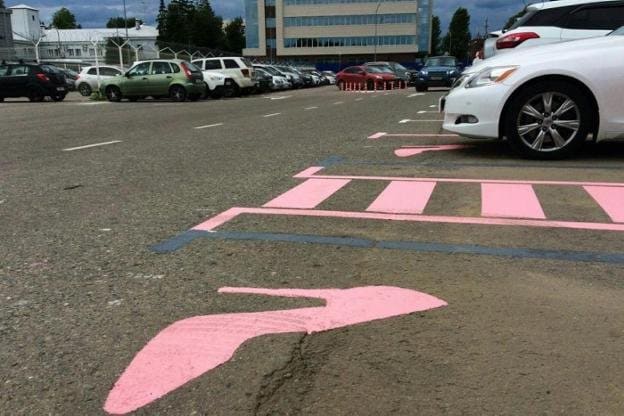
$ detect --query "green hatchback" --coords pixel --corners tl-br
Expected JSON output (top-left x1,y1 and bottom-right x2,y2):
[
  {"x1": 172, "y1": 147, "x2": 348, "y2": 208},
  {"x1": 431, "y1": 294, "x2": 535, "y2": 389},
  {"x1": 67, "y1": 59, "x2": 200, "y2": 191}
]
[{"x1": 101, "y1": 59, "x2": 205, "y2": 102}]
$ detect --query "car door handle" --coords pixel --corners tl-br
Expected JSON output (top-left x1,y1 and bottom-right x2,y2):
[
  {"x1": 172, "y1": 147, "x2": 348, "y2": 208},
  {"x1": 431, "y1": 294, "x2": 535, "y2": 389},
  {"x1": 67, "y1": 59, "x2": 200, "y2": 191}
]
[{"x1": 166, "y1": 76, "x2": 172, "y2": 79}]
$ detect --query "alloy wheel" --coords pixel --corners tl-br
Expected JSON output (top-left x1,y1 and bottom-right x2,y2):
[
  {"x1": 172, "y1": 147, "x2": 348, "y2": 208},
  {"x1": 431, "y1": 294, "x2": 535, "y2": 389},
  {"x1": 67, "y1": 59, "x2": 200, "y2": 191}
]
[{"x1": 516, "y1": 92, "x2": 580, "y2": 152}]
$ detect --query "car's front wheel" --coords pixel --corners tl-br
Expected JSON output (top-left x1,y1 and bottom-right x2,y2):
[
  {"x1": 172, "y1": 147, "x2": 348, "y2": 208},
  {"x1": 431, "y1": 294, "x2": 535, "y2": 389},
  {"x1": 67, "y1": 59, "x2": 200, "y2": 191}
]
[
  {"x1": 169, "y1": 85, "x2": 187, "y2": 102},
  {"x1": 106, "y1": 86, "x2": 122, "y2": 102},
  {"x1": 504, "y1": 81, "x2": 591, "y2": 159},
  {"x1": 52, "y1": 93, "x2": 66, "y2": 102},
  {"x1": 28, "y1": 87, "x2": 45, "y2": 102},
  {"x1": 78, "y1": 83, "x2": 92, "y2": 96}
]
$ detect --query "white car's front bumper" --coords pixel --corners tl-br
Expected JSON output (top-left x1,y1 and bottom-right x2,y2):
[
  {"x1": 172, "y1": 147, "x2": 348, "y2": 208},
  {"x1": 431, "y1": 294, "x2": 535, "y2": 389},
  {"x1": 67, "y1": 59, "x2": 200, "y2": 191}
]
[{"x1": 442, "y1": 82, "x2": 510, "y2": 139}]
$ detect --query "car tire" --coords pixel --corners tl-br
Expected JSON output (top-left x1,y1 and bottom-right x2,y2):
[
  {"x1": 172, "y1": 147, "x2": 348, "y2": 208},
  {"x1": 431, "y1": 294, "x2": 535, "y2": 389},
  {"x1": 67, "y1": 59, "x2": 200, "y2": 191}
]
[
  {"x1": 366, "y1": 80, "x2": 374, "y2": 91},
  {"x1": 105, "y1": 86, "x2": 122, "y2": 102},
  {"x1": 28, "y1": 87, "x2": 44, "y2": 102},
  {"x1": 223, "y1": 83, "x2": 239, "y2": 98},
  {"x1": 0, "y1": 97, "x2": 4, "y2": 102},
  {"x1": 337, "y1": 80, "x2": 344, "y2": 90},
  {"x1": 78, "y1": 83, "x2": 92, "y2": 97},
  {"x1": 169, "y1": 85, "x2": 187, "y2": 102},
  {"x1": 52, "y1": 93, "x2": 66, "y2": 102},
  {"x1": 504, "y1": 80, "x2": 591, "y2": 159},
  {"x1": 128, "y1": 97, "x2": 139, "y2": 102},
  {"x1": 416, "y1": 85, "x2": 428, "y2": 92},
  {"x1": 189, "y1": 93, "x2": 201, "y2": 102}
]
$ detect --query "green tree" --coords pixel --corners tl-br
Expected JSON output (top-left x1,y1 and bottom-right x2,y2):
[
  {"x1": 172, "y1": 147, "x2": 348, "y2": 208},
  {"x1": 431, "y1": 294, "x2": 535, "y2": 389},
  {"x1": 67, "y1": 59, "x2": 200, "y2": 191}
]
[
  {"x1": 190, "y1": 0, "x2": 224, "y2": 49},
  {"x1": 52, "y1": 7, "x2": 78, "y2": 29},
  {"x1": 223, "y1": 17, "x2": 245, "y2": 53},
  {"x1": 106, "y1": 17, "x2": 137, "y2": 29},
  {"x1": 442, "y1": 7, "x2": 471, "y2": 60},
  {"x1": 430, "y1": 15, "x2": 441, "y2": 56},
  {"x1": 157, "y1": 0, "x2": 227, "y2": 50}
]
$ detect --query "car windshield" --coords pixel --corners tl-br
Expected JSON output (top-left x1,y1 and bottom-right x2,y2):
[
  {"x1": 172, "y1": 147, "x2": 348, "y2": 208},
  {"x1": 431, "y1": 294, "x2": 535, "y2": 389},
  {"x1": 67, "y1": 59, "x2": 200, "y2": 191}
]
[
  {"x1": 608, "y1": 26, "x2": 624, "y2": 36},
  {"x1": 425, "y1": 57, "x2": 456, "y2": 67},
  {"x1": 367, "y1": 64, "x2": 393, "y2": 73},
  {"x1": 263, "y1": 66, "x2": 283, "y2": 76},
  {"x1": 394, "y1": 63, "x2": 408, "y2": 72}
]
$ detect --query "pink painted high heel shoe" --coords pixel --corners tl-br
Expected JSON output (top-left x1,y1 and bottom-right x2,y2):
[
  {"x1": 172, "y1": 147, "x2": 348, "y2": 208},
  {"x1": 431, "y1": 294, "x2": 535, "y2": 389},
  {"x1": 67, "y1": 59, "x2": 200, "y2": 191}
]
[{"x1": 104, "y1": 286, "x2": 447, "y2": 415}]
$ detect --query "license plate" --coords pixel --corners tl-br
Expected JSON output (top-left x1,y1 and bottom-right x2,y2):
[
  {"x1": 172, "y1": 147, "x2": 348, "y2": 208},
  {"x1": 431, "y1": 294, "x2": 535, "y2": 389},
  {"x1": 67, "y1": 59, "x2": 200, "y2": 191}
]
[
  {"x1": 431, "y1": 76, "x2": 442, "y2": 81},
  {"x1": 56, "y1": 87, "x2": 65, "y2": 91}
]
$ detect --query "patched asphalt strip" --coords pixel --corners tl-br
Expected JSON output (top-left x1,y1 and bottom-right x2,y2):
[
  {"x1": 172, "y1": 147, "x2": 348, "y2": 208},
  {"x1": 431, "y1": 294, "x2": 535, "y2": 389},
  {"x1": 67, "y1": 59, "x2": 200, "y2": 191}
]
[{"x1": 150, "y1": 229, "x2": 624, "y2": 264}]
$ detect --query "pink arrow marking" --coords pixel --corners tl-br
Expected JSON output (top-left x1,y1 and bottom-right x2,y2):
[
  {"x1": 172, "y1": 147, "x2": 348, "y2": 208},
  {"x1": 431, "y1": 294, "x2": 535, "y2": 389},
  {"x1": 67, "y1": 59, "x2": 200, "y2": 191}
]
[
  {"x1": 394, "y1": 145, "x2": 470, "y2": 158},
  {"x1": 104, "y1": 286, "x2": 447, "y2": 415}
]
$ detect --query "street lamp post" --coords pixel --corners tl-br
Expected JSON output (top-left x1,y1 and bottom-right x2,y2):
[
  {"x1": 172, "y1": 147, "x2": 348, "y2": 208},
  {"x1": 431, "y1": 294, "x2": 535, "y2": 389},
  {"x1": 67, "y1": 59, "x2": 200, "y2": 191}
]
[{"x1": 373, "y1": 0, "x2": 381, "y2": 61}]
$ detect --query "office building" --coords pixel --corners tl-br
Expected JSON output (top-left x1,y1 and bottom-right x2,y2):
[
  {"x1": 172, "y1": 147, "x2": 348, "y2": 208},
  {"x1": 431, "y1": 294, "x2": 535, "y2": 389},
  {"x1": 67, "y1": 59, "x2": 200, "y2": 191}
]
[{"x1": 243, "y1": 0, "x2": 432, "y2": 65}]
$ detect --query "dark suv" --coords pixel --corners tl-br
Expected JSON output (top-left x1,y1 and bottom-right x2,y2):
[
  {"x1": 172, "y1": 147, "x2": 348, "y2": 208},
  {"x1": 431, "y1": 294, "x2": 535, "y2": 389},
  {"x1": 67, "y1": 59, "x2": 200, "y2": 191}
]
[
  {"x1": 0, "y1": 61, "x2": 68, "y2": 102},
  {"x1": 412, "y1": 56, "x2": 461, "y2": 92}
]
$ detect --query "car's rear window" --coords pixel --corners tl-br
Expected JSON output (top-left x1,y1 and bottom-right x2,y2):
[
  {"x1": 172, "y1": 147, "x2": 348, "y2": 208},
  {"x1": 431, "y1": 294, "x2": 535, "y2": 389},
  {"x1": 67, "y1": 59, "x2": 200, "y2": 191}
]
[
  {"x1": 223, "y1": 59, "x2": 240, "y2": 69},
  {"x1": 241, "y1": 58, "x2": 253, "y2": 68},
  {"x1": 509, "y1": 6, "x2": 575, "y2": 30},
  {"x1": 186, "y1": 62, "x2": 202, "y2": 73}
]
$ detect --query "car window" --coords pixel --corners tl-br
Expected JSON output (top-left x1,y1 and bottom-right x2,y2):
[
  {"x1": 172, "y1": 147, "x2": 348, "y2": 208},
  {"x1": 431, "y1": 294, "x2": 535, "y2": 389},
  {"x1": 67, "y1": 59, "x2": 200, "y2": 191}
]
[
  {"x1": 223, "y1": 59, "x2": 240, "y2": 69},
  {"x1": 0, "y1": 66, "x2": 8, "y2": 76},
  {"x1": 564, "y1": 5, "x2": 624, "y2": 30},
  {"x1": 609, "y1": 26, "x2": 624, "y2": 35},
  {"x1": 128, "y1": 62, "x2": 151, "y2": 76},
  {"x1": 186, "y1": 62, "x2": 202, "y2": 73},
  {"x1": 241, "y1": 58, "x2": 253, "y2": 68},
  {"x1": 10, "y1": 65, "x2": 30, "y2": 76},
  {"x1": 151, "y1": 62, "x2": 173, "y2": 75},
  {"x1": 87, "y1": 68, "x2": 98, "y2": 75},
  {"x1": 100, "y1": 67, "x2": 120, "y2": 76},
  {"x1": 202, "y1": 60, "x2": 221, "y2": 70},
  {"x1": 366, "y1": 67, "x2": 385, "y2": 73},
  {"x1": 509, "y1": 6, "x2": 576, "y2": 30},
  {"x1": 41, "y1": 65, "x2": 61, "y2": 74}
]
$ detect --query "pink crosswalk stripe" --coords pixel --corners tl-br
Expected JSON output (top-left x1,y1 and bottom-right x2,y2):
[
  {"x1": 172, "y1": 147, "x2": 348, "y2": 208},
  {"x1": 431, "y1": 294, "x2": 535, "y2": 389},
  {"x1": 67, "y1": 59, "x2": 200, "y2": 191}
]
[
  {"x1": 481, "y1": 183, "x2": 546, "y2": 219},
  {"x1": 366, "y1": 181, "x2": 436, "y2": 214},
  {"x1": 264, "y1": 178, "x2": 351, "y2": 209},
  {"x1": 584, "y1": 186, "x2": 624, "y2": 223}
]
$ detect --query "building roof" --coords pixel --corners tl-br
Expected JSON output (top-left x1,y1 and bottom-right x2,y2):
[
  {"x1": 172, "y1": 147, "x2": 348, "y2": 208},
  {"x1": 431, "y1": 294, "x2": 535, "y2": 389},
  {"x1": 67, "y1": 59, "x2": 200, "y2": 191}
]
[
  {"x1": 8, "y1": 4, "x2": 38, "y2": 10},
  {"x1": 42, "y1": 25, "x2": 159, "y2": 43}
]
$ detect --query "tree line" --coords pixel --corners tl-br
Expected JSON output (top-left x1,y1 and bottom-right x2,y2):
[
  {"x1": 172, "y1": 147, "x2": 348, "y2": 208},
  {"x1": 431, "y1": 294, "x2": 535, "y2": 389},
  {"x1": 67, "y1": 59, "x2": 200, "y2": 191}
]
[
  {"x1": 430, "y1": 8, "x2": 471, "y2": 60},
  {"x1": 44, "y1": 1, "x2": 246, "y2": 54}
]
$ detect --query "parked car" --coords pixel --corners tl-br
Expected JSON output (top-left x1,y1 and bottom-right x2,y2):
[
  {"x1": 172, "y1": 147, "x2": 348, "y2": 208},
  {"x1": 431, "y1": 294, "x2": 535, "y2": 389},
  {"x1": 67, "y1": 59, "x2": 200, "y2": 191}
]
[
  {"x1": 41, "y1": 65, "x2": 78, "y2": 91},
  {"x1": 274, "y1": 65, "x2": 304, "y2": 88},
  {"x1": 76, "y1": 65, "x2": 123, "y2": 96},
  {"x1": 322, "y1": 71, "x2": 337, "y2": 85},
  {"x1": 191, "y1": 57, "x2": 255, "y2": 96},
  {"x1": 365, "y1": 61, "x2": 412, "y2": 85},
  {"x1": 412, "y1": 56, "x2": 461, "y2": 91},
  {"x1": 252, "y1": 69, "x2": 273, "y2": 93},
  {"x1": 253, "y1": 65, "x2": 291, "y2": 90},
  {"x1": 198, "y1": 69, "x2": 235, "y2": 99},
  {"x1": 100, "y1": 59, "x2": 205, "y2": 102},
  {"x1": 484, "y1": 0, "x2": 624, "y2": 58},
  {"x1": 441, "y1": 28, "x2": 624, "y2": 159},
  {"x1": 0, "y1": 61, "x2": 67, "y2": 102},
  {"x1": 336, "y1": 66, "x2": 397, "y2": 90}
]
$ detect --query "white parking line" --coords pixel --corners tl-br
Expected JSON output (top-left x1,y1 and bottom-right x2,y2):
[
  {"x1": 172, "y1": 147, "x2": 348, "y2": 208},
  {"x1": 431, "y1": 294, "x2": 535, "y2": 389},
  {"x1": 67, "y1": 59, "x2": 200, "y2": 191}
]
[
  {"x1": 194, "y1": 123, "x2": 224, "y2": 130},
  {"x1": 333, "y1": 101, "x2": 344, "y2": 105},
  {"x1": 77, "y1": 101, "x2": 110, "y2": 106},
  {"x1": 418, "y1": 110, "x2": 438, "y2": 114},
  {"x1": 263, "y1": 113, "x2": 281, "y2": 118},
  {"x1": 304, "y1": 106, "x2": 318, "y2": 110},
  {"x1": 399, "y1": 119, "x2": 444, "y2": 124},
  {"x1": 429, "y1": 105, "x2": 437, "y2": 108},
  {"x1": 355, "y1": 98, "x2": 364, "y2": 101},
  {"x1": 408, "y1": 93, "x2": 425, "y2": 97},
  {"x1": 270, "y1": 95, "x2": 292, "y2": 100},
  {"x1": 63, "y1": 140, "x2": 122, "y2": 152}
]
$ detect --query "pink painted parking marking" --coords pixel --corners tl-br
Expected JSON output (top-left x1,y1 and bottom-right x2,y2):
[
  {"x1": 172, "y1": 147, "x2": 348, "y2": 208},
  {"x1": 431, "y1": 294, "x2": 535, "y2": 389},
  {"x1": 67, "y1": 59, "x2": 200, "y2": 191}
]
[
  {"x1": 584, "y1": 186, "x2": 624, "y2": 223},
  {"x1": 368, "y1": 132, "x2": 387, "y2": 139},
  {"x1": 367, "y1": 181, "x2": 436, "y2": 214},
  {"x1": 481, "y1": 183, "x2": 546, "y2": 219},
  {"x1": 368, "y1": 132, "x2": 459, "y2": 140},
  {"x1": 263, "y1": 178, "x2": 350, "y2": 209},
  {"x1": 104, "y1": 286, "x2": 447, "y2": 415},
  {"x1": 394, "y1": 145, "x2": 470, "y2": 158}
]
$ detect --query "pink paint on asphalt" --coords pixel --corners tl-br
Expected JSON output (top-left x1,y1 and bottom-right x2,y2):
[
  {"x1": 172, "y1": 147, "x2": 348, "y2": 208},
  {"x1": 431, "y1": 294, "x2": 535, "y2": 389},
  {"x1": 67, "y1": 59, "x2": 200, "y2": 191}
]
[
  {"x1": 481, "y1": 184, "x2": 546, "y2": 219},
  {"x1": 104, "y1": 286, "x2": 447, "y2": 415},
  {"x1": 368, "y1": 132, "x2": 387, "y2": 139},
  {"x1": 394, "y1": 145, "x2": 469, "y2": 157},
  {"x1": 191, "y1": 206, "x2": 624, "y2": 233},
  {"x1": 263, "y1": 178, "x2": 351, "y2": 209},
  {"x1": 369, "y1": 133, "x2": 460, "y2": 140},
  {"x1": 293, "y1": 166, "x2": 325, "y2": 178},
  {"x1": 367, "y1": 181, "x2": 436, "y2": 214},
  {"x1": 584, "y1": 186, "x2": 624, "y2": 223}
]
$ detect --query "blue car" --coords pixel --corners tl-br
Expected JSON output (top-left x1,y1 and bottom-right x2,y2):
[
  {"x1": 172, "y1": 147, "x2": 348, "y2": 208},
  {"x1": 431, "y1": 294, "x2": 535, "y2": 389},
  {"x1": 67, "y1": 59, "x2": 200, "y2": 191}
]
[{"x1": 412, "y1": 56, "x2": 461, "y2": 92}]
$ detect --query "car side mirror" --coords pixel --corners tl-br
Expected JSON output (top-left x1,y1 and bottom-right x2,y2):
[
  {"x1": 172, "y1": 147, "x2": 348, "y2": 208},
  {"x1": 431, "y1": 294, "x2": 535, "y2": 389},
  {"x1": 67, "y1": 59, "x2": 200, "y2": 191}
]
[{"x1": 125, "y1": 72, "x2": 131, "y2": 78}]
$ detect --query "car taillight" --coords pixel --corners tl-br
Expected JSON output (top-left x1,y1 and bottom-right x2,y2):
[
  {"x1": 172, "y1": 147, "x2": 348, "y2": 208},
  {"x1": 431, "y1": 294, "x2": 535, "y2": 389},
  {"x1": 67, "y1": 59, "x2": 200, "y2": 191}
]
[
  {"x1": 36, "y1": 73, "x2": 49, "y2": 82},
  {"x1": 241, "y1": 68, "x2": 250, "y2": 78},
  {"x1": 180, "y1": 62, "x2": 193, "y2": 80},
  {"x1": 75, "y1": 74, "x2": 80, "y2": 80},
  {"x1": 496, "y1": 32, "x2": 540, "y2": 49}
]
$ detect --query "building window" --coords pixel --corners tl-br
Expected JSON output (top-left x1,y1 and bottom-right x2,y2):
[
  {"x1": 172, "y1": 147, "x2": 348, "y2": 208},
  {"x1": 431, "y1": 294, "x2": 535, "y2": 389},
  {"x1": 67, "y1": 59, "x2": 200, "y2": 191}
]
[
  {"x1": 284, "y1": 0, "x2": 416, "y2": 4},
  {"x1": 284, "y1": 14, "x2": 416, "y2": 27},
  {"x1": 244, "y1": 0, "x2": 260, "y2": 49},
  {"x1": 284, "y1": 35, "x2": 416, "y2": 48},
  {"x1": 75, "y1": 48, "x2": 81, "y2": 56}
]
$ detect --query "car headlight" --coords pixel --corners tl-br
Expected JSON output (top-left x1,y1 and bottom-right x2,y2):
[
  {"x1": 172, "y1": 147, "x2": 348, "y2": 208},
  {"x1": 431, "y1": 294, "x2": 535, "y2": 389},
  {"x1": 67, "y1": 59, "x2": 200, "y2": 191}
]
[
  {"x1": 466, "y1": 66, "x2": 518, "y2": 88},
  {"x1": 419, "y1": 69, "x2": 428, "y2": 76}
]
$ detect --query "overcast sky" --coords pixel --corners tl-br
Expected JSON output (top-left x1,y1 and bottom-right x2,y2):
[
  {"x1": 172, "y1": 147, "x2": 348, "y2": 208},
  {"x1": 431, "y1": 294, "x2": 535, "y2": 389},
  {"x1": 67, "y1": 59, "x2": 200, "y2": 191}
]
[{"x1": 6, "y1": 0, "x2": 528, "y2": 35}]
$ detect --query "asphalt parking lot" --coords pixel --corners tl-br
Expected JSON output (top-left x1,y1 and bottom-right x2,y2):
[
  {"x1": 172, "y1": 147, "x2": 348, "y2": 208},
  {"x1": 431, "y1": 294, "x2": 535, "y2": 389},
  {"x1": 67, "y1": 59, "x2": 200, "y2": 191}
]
[{"x1": 1, "y1": 86, "x2": 624, "y2": 415}]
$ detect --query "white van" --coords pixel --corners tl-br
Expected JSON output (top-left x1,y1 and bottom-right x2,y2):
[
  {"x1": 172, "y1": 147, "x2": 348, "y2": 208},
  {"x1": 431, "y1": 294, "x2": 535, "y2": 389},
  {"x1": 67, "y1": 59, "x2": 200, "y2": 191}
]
[{"x1": 191, "y1": 57, "x2": 255, "y2": 94}]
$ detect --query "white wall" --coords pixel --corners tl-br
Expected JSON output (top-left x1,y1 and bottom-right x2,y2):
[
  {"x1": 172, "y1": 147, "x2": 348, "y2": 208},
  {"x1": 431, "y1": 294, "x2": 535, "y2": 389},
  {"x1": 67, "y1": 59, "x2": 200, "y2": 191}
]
[{"x1": 10, "y1": 7, "x2": 41, "y2": 41}]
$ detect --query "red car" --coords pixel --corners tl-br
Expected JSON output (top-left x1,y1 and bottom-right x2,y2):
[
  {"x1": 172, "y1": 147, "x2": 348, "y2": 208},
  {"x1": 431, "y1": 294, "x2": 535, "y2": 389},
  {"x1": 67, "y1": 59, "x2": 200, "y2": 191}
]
[{"x1": 336, "y1": 66, "x2": 397, "y2": 90}]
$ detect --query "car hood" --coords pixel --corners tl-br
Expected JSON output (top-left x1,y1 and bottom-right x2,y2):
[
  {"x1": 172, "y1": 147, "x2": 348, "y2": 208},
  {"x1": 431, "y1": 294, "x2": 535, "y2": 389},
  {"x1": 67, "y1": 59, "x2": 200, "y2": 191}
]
[{"x1": 469, "y1": 35, "x2": 623, "y2": 74}]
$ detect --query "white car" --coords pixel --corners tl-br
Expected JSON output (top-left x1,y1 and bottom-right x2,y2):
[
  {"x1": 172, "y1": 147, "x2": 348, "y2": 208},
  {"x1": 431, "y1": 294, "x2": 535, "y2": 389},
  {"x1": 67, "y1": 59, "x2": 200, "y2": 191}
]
[
  {"x1": 253, "y1": 64, "x2": 291, "y2": 90},
  {"x1": 484, "y1": 0, "x2": 624, "y2": 58},
  {"x1": 191, "y1": 57, "x2": 255, "y2": 95},
  {"x1": 442, "y1": 29, "x2": 624, "y2": 159},
  {"x1": 200, "y1": 70, "x2": 239, "y2": 98},
  {"x1": 322, "y1": 71, "x2": 337, "y2": 85},
  {"x1": 76, "y1": 65, "x2": 123, "y2": 96}
]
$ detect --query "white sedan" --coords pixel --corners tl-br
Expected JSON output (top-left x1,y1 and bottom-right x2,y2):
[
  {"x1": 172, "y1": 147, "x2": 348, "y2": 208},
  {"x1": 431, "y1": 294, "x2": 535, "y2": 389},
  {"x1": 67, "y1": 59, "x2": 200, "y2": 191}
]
[{"x1": 442, "y1": 28, "x2": 624, "y2": 158}]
